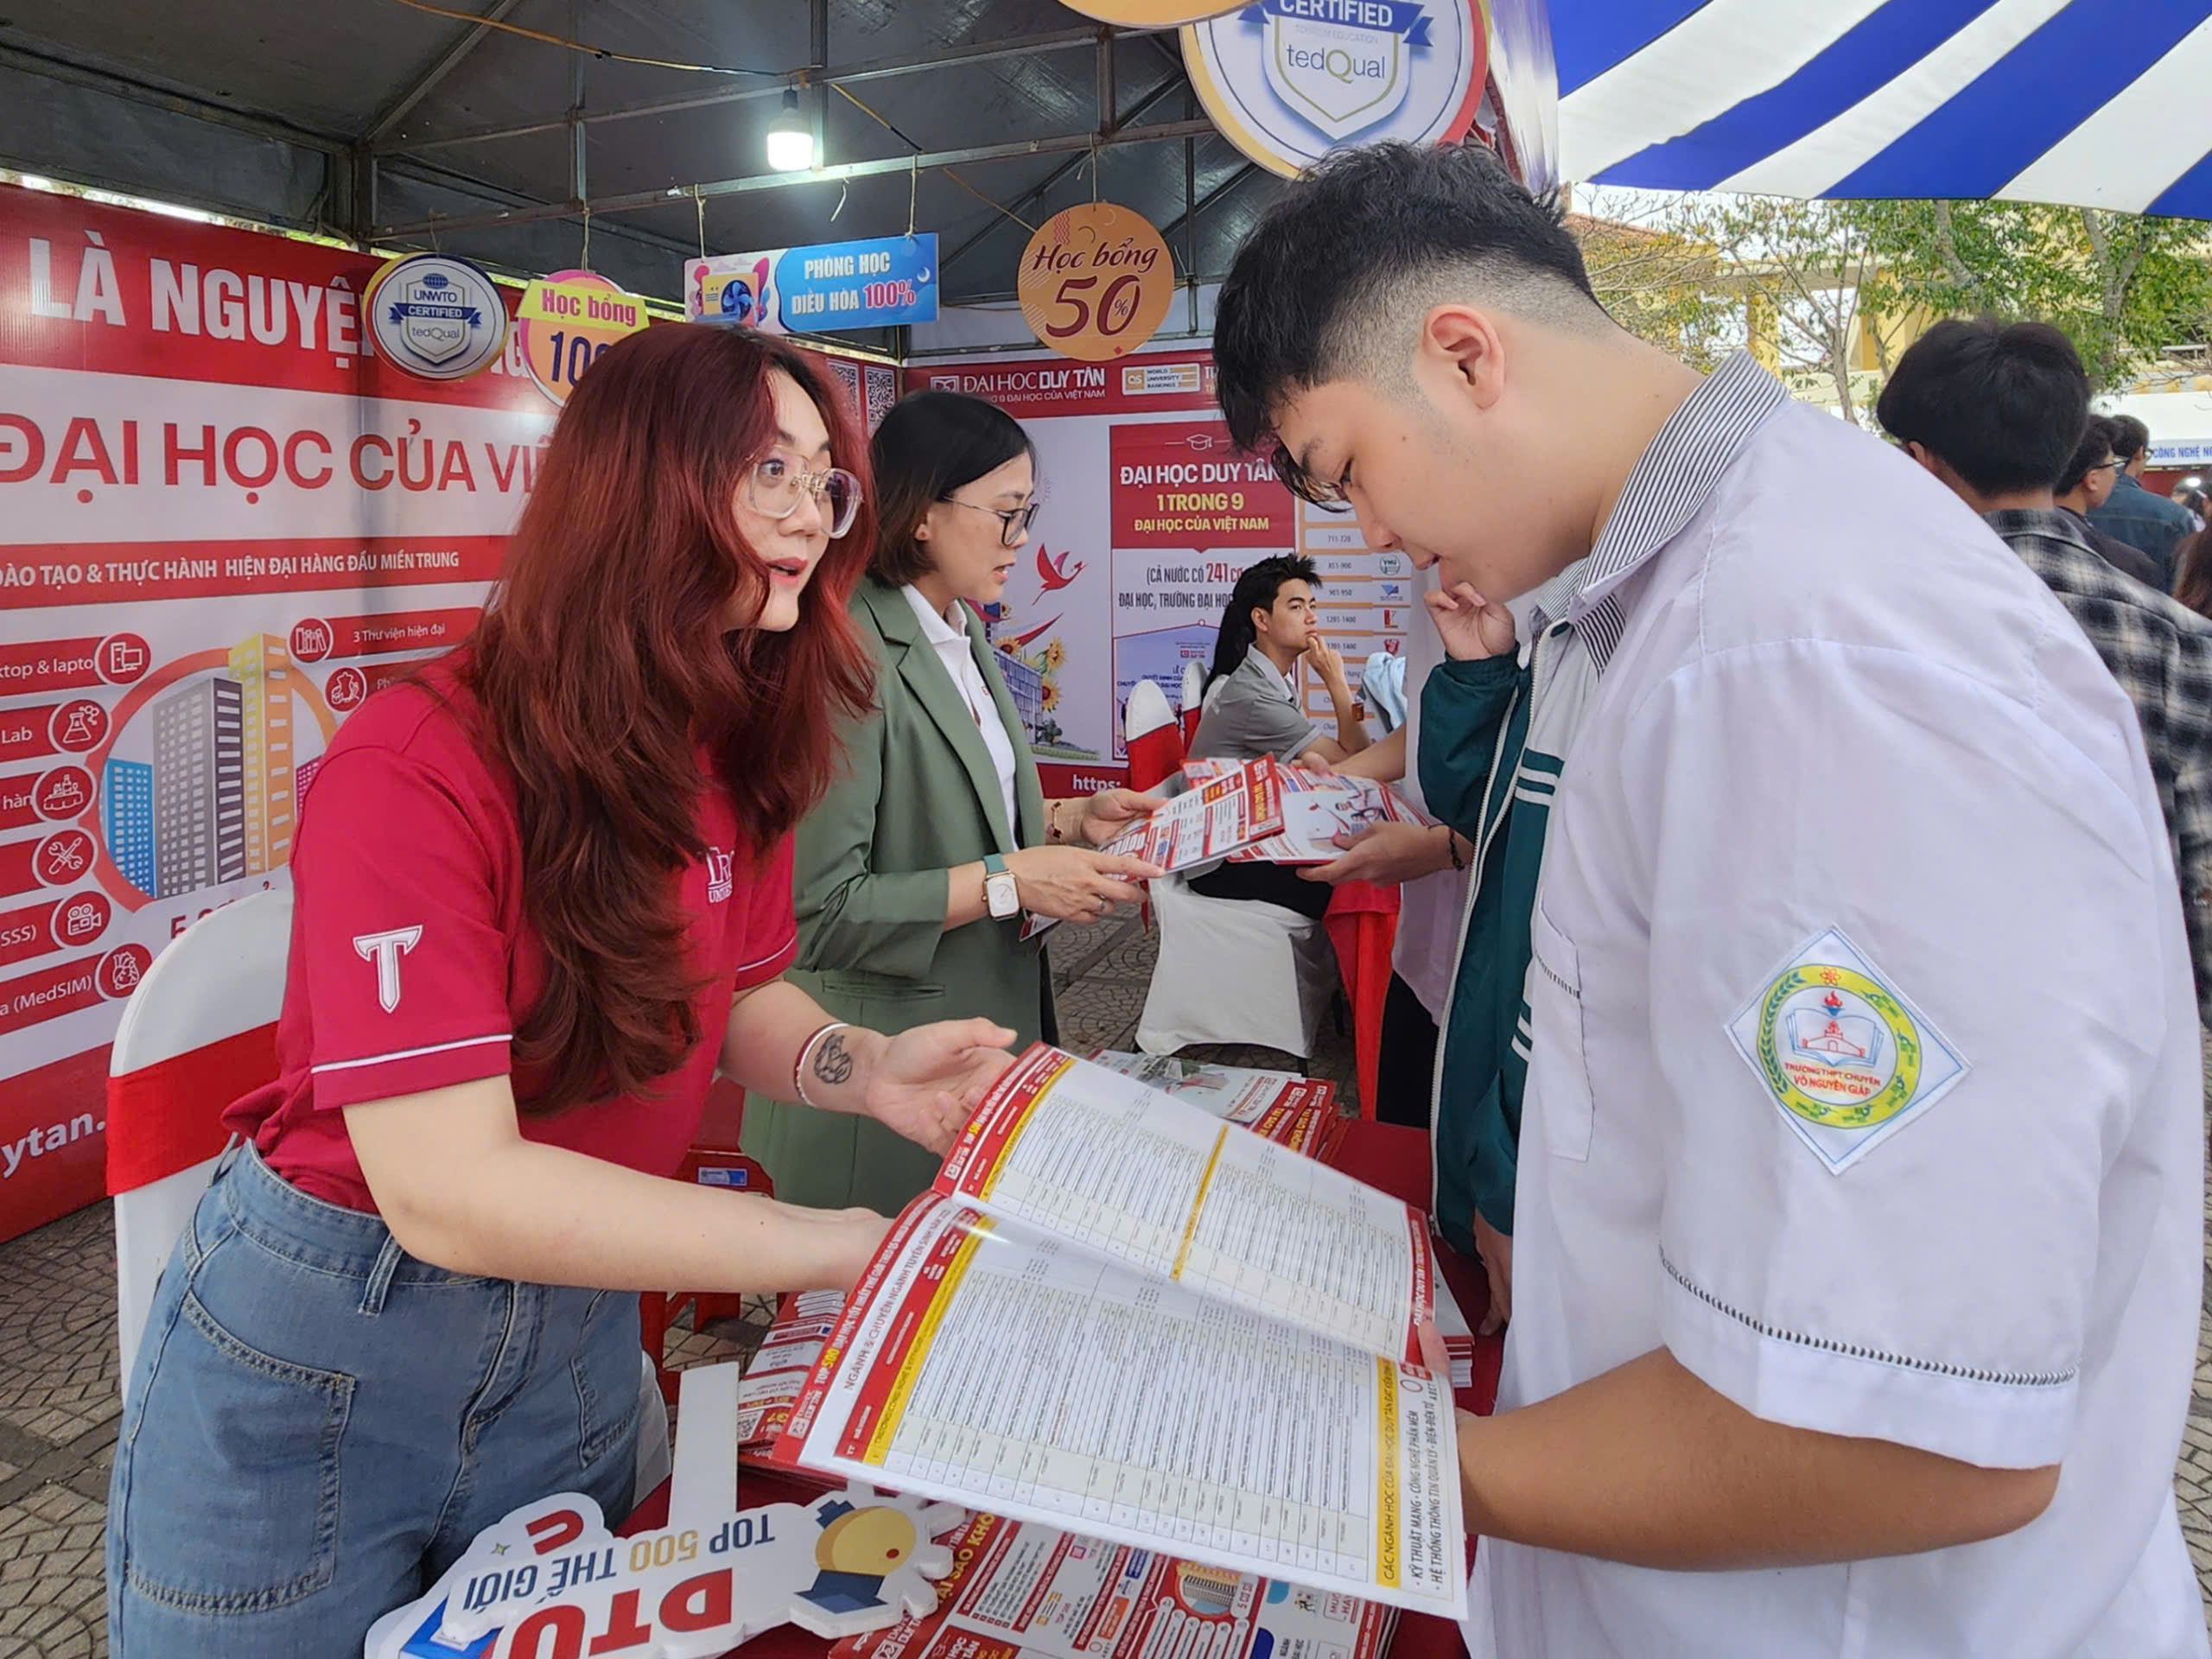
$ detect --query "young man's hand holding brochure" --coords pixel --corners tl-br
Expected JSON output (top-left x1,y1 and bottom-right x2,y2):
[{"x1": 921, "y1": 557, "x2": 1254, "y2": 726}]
[{"x1": 765, "y1": 1046, "x2": 1467, "y2": 1618}]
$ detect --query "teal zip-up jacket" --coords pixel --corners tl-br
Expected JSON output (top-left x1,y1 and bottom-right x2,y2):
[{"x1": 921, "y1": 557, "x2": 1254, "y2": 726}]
[{"x1": 1417, "y1": 620, "x2": 1587, "y2": 1253}]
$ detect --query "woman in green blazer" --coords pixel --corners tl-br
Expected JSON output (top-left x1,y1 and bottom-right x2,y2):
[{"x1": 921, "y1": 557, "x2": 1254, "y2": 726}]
[{"x1": 743, "y1": 391, "x2": 1161, "y2": 1211}]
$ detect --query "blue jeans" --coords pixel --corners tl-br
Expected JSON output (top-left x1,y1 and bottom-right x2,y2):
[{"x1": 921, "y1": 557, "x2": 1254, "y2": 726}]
[{"x1": 107, "y1": 1141, "x2": 641, "y2": 1658}]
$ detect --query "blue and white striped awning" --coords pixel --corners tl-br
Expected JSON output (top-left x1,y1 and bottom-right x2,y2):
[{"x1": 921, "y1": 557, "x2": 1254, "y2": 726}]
[{"x1": 1550, "y1": 1, "x2": 2212, "y2": 217}]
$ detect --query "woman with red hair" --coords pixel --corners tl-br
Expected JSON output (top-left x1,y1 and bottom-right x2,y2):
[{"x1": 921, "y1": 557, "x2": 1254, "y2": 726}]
[{"x1": 105, "y1": 324, "x2": 1014, "y2": 1658}]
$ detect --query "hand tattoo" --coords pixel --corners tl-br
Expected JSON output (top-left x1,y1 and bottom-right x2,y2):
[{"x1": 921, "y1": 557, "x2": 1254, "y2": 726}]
[{"x1": 811, "y1": 1032, "x2": 856, "y2": 1089}]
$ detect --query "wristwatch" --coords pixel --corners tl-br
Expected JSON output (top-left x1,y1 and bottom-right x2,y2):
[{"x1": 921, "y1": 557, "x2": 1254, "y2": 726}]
[{"x1": 983, "y1": 854, "x2": 1020, "y2": 920}]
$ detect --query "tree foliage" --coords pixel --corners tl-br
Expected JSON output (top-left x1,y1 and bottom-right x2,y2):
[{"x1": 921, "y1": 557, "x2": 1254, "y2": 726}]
[
  {"x1": 1847, "y1": 200, "x2": 2212, "y2": 391},
  {"x1": 1573, "y1": 188, "x2": 2212, "y2": 403},
  {"x1": 1572, "y1": 208, "x2": 1738, "y2": 372}
]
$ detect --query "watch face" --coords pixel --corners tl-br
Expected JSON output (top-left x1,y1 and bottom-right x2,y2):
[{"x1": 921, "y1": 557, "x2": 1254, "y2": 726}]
[{"x1": 987, "y1": 874, "x2": 1020, "y2": 918}]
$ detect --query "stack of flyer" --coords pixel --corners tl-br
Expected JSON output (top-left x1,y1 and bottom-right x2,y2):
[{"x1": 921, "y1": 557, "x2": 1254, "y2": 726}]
[
  {"x1": 1228, "y1": 768, "x2": 1431, "y2": 867},
  {"x1": 1084, "y1": 1049, "x2": 1344, "y2": 1160},
  {"x1": 760, "y1": 1046, "x2": 1467, "y2": 1621},
  {"x1": 1100, "y1": 757, "x2": 1287, "y2": 872},
  {"x1": 1116, "y1": 755, "x2": 1427, "y2": 870},
  {"x1": 733, "y1": 1288, "x2": 847, "y2": 1472},
  {"x1": 830, "y1": 1508, "x2": 1397, "y2": 1659}
]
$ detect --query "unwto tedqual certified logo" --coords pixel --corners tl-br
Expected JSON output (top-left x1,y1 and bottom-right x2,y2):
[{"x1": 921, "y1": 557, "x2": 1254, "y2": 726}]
[{"x1": 1181, "y1": 0, "x2": 1486, "y2": 177}]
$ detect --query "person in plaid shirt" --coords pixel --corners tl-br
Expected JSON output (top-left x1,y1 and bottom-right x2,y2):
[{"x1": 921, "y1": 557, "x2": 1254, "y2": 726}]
[{"x1": 1879, "y1": 318, "x2": 2212, "y2": 1023}]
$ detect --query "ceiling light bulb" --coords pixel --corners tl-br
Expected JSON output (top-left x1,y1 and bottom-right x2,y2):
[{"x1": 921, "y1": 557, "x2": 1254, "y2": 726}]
[{"x1": 766, "y1": 87, "x2": 815, "y2": 172}]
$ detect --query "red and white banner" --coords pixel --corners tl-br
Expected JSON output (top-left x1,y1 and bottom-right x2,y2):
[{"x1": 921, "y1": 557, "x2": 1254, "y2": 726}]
[{"x1": 0, "y1": 183, "x2": 887, "y2": 1242}]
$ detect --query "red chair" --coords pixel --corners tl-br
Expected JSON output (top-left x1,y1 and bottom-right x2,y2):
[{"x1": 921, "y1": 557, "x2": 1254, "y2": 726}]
[
  {"x1": 639, "y1": 1144, "x2": 775, "y2": 1405},
  {"x1": 1124, "y1": 678, "x2": 1185, "y2": 791}
]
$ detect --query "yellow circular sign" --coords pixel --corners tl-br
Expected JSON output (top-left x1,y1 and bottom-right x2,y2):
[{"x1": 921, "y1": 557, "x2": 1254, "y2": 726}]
[
  {"x1": 1058, "y1": 1, "x2": 1241, "y2": 21},
  {"x1": 515, "y1": 269, "x2": 644, "y2": 406},
  {"x1": 1018, "y1": 203, "x2": 1176, "y2": 362}
]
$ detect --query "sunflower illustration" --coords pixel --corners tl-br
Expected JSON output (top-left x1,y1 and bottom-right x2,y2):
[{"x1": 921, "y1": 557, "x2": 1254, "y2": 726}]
[
  {"x1": 1043, "y1": 639, "x2": 1066, "y2": 670},
  {"x1": 1039, "y1": 681, "x2": 1060, "y2": 710}
]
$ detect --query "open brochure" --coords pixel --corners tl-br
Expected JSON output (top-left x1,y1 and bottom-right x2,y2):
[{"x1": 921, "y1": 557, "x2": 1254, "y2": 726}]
[
  {"x1": 766, "y1": 1046, "x2": 1465, "y2": 1619},
  {"x1": 830, "y1": 1507, "x2": 1398, "y2": 1659},
  {"x1": 738, "y1": 1067, "x2": 1343, "y2": 1474},
  {"x1": 1101, "y1": 757, "x2": 1287, "y2": 872},
  {"x1": 1228, "y1": 772, "x2": 1431, "y2": 867}
]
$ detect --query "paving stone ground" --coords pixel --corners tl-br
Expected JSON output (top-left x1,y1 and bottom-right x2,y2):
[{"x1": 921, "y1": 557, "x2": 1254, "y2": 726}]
[{"x1": 0, "y1": 913, "x2": 2205, "y2": 1653}]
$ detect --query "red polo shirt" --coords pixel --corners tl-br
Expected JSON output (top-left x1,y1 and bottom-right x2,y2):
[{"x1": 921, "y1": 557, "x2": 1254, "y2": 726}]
[{"x1": 226, "y1": 658, "x2": 798, "y2": 1213}]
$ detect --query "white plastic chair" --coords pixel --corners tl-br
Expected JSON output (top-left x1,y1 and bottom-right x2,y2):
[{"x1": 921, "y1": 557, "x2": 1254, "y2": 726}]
[
  {"x1": 1137, "y1": 874, "x2": 1338, "y2": 1056},
  {"x1": 1179, "y1": 659, "x2": 1206, "y2": 747},
  {"x1": 1124, "y1": 678, "x2": 1185, "y2": 790},
  {"x1": 1127, "y1": 703, "x2": 1337, "y2": 1058},
  {"x1": 105, "y1": 890, "x2": 671, "y2": 1500},
  {"x1": 109, "y1": 888, "x2": 294, "y2": 1393}
]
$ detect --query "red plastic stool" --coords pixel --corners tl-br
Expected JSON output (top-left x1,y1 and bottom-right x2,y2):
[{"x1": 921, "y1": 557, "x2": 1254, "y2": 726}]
[{"x1": 640, "y1": 1145, "x2": 775, "y2": 1405}]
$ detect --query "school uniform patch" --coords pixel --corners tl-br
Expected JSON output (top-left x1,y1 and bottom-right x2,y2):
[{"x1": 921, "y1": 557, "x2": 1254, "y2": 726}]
[{"x1": 1726, "y1": 927, "x2": 1968, "y2": 1173}]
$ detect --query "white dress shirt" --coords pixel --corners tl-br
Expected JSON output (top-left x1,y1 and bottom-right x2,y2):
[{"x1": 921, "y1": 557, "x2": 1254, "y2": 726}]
[
  {"x1": 902, "y1": 583, "x2": 1020, "y2": 843},
  {"x1": 1471, "y1": 356, "x2": 2207, "y2": 1657}
]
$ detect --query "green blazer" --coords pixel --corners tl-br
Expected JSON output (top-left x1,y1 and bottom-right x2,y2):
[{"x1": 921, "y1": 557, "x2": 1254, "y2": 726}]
[{"x1": 742, "y1": 577, "x2": 1053, "y2": 1213}]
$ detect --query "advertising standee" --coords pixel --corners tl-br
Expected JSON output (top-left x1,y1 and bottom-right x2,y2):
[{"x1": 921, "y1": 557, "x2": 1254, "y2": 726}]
[
  {"x1": 1109, "y1": 420, "x2": 1295, "y2": 741},
  {"x1": 912, "y1": 350, "x2": 1413, "y2": 798}
]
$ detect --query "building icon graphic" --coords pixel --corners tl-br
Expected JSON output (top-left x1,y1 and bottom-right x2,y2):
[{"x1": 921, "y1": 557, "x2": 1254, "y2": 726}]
[
  {"x1": 294, "y1": 753, "x2": 324, "y2": 821},
  {"x1": 228, "y1": 634, "x2": 296, "y2": 875},
  {"x1": 151, "y1": 677, "x2": 247, "y2": 898},
  {"x1": 997, "y1": 651, "x2": 1047, "y2": 743},
  {"x1": 102, "y1": 760, "x2": 155, "y2": 896}
]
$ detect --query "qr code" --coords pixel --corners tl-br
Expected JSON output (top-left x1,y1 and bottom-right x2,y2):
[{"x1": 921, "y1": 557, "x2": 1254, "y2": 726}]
[
  {"x1": 828, "y1": 358, "x2": 862, "y2": 425},
  {"x1": 866, "y1": 362, "x2": 899, "y2": 432}
]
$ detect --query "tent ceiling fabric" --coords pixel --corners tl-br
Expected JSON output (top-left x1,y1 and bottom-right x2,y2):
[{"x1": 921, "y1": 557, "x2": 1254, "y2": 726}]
[
  {"x1": 1554, "y1": 0, "x2": 2212, "y2": 216},
  {"x1": 9, "y1": 0, "x2": 2202, "y2": 322},
  {"x1": 0, "y1": 0, "x2": 1281, "y2": 316}
]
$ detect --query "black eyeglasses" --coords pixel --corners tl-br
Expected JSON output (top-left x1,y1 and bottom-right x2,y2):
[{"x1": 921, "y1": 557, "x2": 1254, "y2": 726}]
[
  {"x1": 944, "y1": 497, "x2": 1042, "y2": 548},
  {"x1": 1268, "y1": 444, "x2": 1351, "y2": 513}
]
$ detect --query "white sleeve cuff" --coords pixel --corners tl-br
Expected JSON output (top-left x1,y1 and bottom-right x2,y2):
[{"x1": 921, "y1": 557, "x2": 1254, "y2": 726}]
[{"x1": 1658, "y1": 1250, "x2": 2077, "y2": 1469}]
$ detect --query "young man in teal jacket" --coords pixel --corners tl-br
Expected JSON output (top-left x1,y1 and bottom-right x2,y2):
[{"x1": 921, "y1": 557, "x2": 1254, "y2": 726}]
[{"x1": 1415, "y1": 569, "x2": 1599, "y2": 1332}]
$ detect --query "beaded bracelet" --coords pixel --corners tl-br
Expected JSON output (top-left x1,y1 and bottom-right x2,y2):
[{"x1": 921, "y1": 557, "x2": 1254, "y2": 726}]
[{"x1": 793, "y1": 1021, "x2": 852, "y2": 1109}]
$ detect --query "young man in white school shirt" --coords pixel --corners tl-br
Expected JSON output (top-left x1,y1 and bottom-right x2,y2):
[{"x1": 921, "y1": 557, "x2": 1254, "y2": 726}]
[{"x1": 1212, "y1": 142, "x2": 2206, "y2": 1657}]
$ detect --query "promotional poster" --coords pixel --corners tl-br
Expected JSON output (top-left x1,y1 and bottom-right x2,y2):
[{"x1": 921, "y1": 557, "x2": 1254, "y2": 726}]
[
  {"x1": 0, "y1": 183, "x2": 882, "y2": 1240},
  {"x1": 911, "y1": 349, "x2": 1410, "y2": 798}
]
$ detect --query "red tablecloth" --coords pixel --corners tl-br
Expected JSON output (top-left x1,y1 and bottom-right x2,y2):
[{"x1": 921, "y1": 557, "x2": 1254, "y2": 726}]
[
  {"x1": 629, "y1": 1121, "x2": 1493, "y2": 1659},
  {"x1": 1324, "y1": 882, "x2": 1401, "y2": 1118}
]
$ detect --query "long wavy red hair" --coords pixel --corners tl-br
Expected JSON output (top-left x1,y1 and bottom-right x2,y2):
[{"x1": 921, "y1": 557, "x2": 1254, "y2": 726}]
[{"x1": 466, "y1": 324, "x2": 874, "y2": 1112}]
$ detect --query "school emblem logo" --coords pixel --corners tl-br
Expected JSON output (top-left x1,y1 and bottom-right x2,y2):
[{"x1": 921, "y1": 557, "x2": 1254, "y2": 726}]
[
  {"x1": 1726, "y1": 928, "x2": 1967, "y2": 1173},
  {"x1": 365, "y1": 253, "x2": 508, "y2": 381},
  {"x1": 706, "y1": 847, "x2": 734, "y2": 905}
]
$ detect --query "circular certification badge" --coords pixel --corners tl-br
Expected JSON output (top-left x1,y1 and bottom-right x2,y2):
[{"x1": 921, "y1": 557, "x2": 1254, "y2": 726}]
[
  {"x1": 1059, "y1": 1, "x2": 1242, "y2": 22},
  {"x1": 1017, "y1": 204, "x2": 1176, "y2": 363},
  {"x1": 514, "y1": 269, "x2": 643, "y2": 406},
  {"x1": 363, "y1": 253, "x2": 509, "y2": 380},
  {"x1": 1181, "y1": 0, "x2": 1488, "y2": 179}
]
